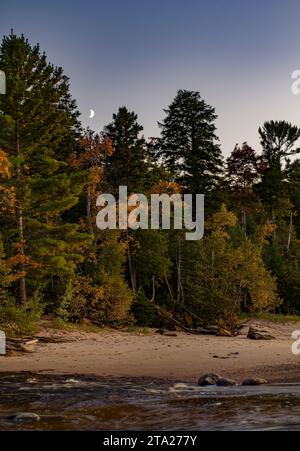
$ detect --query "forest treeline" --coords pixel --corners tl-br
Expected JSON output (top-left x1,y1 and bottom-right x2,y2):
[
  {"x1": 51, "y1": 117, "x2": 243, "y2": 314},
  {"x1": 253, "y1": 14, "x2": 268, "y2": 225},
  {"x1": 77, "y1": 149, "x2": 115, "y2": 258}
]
[{"x1": 1, "y1": 32, "x2": 300, "y2": 334}]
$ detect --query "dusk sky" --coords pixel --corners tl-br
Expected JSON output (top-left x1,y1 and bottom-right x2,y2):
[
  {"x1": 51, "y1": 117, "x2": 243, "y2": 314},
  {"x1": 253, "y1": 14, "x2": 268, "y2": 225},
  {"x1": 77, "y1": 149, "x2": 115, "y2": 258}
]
[{"x1": 1, "y1": 0, "x2": 300, "y2": 156}]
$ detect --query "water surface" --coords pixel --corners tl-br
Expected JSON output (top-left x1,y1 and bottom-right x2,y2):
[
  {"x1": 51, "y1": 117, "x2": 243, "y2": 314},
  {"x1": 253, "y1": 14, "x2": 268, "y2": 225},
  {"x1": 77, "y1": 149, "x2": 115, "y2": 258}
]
[{"x1": 1, "y1": 374, "x2": 300, "y2": 431}]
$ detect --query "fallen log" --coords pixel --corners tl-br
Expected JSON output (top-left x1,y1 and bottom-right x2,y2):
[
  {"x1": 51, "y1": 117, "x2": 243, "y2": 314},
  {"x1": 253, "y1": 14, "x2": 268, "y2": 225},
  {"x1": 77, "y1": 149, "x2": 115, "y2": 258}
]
[
  {"x1": 247, "y1": 327, "x2": 275, "y2": 340},
  {"x1": 155, "y1": 306, "x2": 218, "y2": 336},
  {"x1": 31, "y1": 336, "x2": 75, "y2": 343},
  {"x1": 6, "y1": 338, "x2": 38, "y2": 354}
]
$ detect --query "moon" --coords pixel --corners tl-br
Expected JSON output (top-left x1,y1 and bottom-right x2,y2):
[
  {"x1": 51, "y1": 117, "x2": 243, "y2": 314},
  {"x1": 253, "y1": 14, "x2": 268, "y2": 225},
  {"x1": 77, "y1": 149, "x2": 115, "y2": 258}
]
[{"x1": 89, "y1": 109, "x2": 95, "y2": 119}]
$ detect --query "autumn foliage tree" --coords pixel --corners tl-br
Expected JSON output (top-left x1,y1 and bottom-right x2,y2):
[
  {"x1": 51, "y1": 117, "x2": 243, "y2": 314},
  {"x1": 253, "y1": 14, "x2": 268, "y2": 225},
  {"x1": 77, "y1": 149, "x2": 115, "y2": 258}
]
[{"x1": 181, "y1": 205, "x2": 279, "y2": 330}]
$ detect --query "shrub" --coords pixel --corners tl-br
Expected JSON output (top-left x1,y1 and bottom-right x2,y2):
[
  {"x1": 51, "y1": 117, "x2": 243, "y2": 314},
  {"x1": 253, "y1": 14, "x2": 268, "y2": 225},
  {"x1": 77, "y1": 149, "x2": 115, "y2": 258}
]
[
  {"x1": 56, "y1": 274, "x2": 133, "y2": 325},
  {"x1": 102, "y1": 275, "x2": 133, "y2": 323},
  {"x1": 131, "y1": 292, "x2": 157, "y2": 327},
  {"x1": 0, "y1": 293, "x2": 43, "y2": 336},
  {"x1": 56, "y1": 275, "x2": 105, "y2": 323}
]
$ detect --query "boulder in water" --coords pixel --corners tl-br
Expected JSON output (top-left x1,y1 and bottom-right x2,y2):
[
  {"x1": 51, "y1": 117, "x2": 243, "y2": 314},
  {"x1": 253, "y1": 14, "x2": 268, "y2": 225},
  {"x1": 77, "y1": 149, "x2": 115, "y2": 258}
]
[
  {"x1": 198, "y1": 373, "x2": 222, "y2": 386},
  {"x1": 6, "y1": 412, "x2": 41, "y2": 423},
  {"x1": 242, "y1": 377, "x2": 268, "y2": 386},
  {"x1": 216, "y1": 378, "x2": 236, "y2": 387}
]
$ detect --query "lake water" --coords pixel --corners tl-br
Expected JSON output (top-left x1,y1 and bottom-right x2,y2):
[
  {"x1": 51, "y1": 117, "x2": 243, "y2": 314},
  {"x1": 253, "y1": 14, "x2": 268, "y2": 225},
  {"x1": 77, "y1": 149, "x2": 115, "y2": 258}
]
[{"x1": 1, "y1": 373, "x2": 300, "y2": 431}]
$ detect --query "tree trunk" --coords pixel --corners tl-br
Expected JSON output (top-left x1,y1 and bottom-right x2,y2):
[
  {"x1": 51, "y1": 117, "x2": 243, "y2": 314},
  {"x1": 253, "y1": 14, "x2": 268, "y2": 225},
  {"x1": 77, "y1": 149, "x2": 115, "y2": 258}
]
[
  {"x1": 287, "y1": 212, "x2": 293, "y2": 252},
  {"x1": 87, "y1": 182, "x2": 93, "y2": 234},
  {"x1": 176, "y1": 239, "x2": 183, "y2": 304},
  {"x1": 164, "y1": 275, "x2": 175, "y2": 304},
  {"x1": 241, "y1": 210, "x2": 247, "y2": 237},
  {"x1": 150, "y1": 276, "x2": 155, "y2": 302},
  {"x1": 127, "y1": 234, "x2": 136, "y2": 295},
  {"x1": 15, "y1": 119, "x2": 27, "y2": 305},
  {"x1": 271, "y1": 209, "x2": 277, "y2": 241}
]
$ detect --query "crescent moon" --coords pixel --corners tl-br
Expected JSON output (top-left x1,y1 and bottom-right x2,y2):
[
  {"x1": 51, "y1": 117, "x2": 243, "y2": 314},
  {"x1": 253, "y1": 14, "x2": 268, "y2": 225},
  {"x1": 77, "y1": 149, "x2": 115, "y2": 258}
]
[{"x1": 89, "y1": 109, "x2": 95, "y2": 119}]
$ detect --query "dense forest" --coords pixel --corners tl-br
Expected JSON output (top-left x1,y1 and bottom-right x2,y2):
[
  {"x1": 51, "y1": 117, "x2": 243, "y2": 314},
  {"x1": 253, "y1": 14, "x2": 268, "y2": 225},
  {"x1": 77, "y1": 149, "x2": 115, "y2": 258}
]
[{"x1": 1, "y1": 32, "x2": 300, "y2": 335}]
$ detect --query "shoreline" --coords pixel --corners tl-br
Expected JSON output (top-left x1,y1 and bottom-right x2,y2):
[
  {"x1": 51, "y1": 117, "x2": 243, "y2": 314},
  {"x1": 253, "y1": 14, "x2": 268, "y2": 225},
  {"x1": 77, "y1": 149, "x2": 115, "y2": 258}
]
[{"x1": 1, "y1": 320, "x2": 300, "y2": 384}]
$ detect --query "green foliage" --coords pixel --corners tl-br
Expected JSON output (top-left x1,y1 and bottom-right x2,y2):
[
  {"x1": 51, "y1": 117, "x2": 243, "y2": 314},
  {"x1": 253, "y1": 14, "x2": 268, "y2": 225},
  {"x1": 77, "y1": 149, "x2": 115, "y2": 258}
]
[
  {"x1": 0, "y1": 238, "x2": 43, "y2": 335},
  {"x1": 263, "y1": 240, "x2": 300, "y2": 314},
  {"x1": 58, "y1": 276, "x2": 105, "y2": 323},
  {"x1": 257, "y1": 121, "x2": 300, "y2": 211},
  {"x1": 101, "y1": 275, "x2": 133, "y2": 323},
  {"x1": 0, "y1": 32, "x2": 299, "y2": 334},
  {"x1": 0, "y1": 239, "x2": 11, "y2": 303},
  {"x1": 0, "y1": 292, "x2": 43, "y2": 336},
  {"x1": 132, "y1": 229, "x2": 171, "y2": 288},
  {"x1": 154, "y1": 89, "x2": 223, "y2": 199},
  {"x1": 104, "y1": 107, "x2": 150, "y2": 195},
  {"x1": 55, "y1": 273, "x2": 133, "y2": 325},
  {"x1": 0, "y1": 31, "x2": 89, "y2": 305},
  {"x1": 131, "y1": 292, "x2": 157, "y2": 327},
  {"x1": 180, "y1": 206, "x2": 280, "y2": 328}
]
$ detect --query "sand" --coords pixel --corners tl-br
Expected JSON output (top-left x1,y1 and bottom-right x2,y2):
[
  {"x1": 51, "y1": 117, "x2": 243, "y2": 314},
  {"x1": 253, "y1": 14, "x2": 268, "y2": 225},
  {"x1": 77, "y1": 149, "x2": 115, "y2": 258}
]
[{"x1": 1, "y1": 320, "x2": 300, "y2": 383}]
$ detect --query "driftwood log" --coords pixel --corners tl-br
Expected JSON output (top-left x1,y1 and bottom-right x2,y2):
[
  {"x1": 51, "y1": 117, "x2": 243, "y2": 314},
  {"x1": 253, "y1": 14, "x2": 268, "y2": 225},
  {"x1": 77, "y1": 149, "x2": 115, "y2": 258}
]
[
  {"x1": 4, "y1": 334, "x2": 76, "y2": 355},
  {"x1": 155, "y1": 305, "x2": 219, "y2": 336},
  {"x1": 6, "y1": 338, "x2": 39, "y2": 353}
]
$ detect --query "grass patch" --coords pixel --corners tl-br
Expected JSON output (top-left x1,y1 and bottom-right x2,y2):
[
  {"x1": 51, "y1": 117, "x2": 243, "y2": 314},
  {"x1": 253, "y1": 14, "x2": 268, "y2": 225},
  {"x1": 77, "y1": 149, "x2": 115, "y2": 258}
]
[
  {"x1": 126, "y1": 325, "x2": 150, "y2": 334},
  {"x1": 240, "y1": 312, "x2": 300, "y2": 324},
  {"x1": 41, "y1": 317, "x2": 105, "y2": 334}
]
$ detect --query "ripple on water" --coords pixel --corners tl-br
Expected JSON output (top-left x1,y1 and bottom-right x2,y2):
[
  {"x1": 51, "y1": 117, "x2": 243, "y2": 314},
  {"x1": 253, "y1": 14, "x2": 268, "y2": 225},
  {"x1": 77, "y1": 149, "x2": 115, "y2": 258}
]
[{"x1": 1, "y1": 374, "x2": 300, "y2": 430}]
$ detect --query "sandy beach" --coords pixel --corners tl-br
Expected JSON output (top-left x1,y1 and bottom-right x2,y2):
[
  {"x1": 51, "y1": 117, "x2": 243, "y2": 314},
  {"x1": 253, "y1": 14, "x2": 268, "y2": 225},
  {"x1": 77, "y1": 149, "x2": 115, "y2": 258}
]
[{"x1": 1, "y1": 320, "x2": 300, "y2": 383}]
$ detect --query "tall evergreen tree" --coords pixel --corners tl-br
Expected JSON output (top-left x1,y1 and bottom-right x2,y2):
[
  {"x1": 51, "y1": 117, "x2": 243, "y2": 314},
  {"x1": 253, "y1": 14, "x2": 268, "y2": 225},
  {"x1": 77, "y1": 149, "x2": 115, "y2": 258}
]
[
  {"x1": 154, "y1": 90, "x2": 223, "y2": 198},
  {"x1": 103, "y1": 107, "x2": 149, "y2": 195},
  {"x1": 0, "y1": 32, "x2": 89, "y2": 305},
  {"x1": 226, "y1": 142, "x2": 261, "y2": 235},
  {"x1": 259, "y1": 121, "x2": 300, "y2": 165},
  {"x1": 257, "y1": 121, "x2": 300, "y2": 211},
  {"x1": 227, "y1": 143, "x2": 260, "y2": 191}
]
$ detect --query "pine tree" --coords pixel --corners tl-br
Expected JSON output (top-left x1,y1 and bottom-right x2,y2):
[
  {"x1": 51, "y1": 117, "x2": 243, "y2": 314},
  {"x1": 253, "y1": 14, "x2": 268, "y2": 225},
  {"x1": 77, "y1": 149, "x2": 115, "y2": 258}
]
[
  {"x1": 259, "y1": 121, "x2": 300, "y2": 165},
  {"x1": 103, "y1": 107, "x2": 149, "y2": 195},
  {"x1": 227, "y1": 143, "x2": 260, "y2": 191},
  {"x1": 257, "y1": 121, "x2": 300, "y2": 211},
  {"x1": 154, "y1": 90, "x2": 223, "y2": 198},
  {"x1": 0, "y1": 32, "x2": 89, "y2": 305},
  {"x1": 226, "y1": 142, "x2": 261, "y2": 235},
  {"x1": 286, "y1": 160, "x2": 300, "y2": 237}
]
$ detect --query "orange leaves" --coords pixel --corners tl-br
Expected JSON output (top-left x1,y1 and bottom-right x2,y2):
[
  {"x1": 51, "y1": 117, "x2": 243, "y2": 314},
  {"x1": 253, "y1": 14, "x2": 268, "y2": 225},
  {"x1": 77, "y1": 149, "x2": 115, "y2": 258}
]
[
  {"x1": 150, "y1": 180, "x2": 182, "y2": 196},
  {"x1": 0, "y1": 149, "x2": 13, "y2": 179},
  {"x1": 0, "y1": 149, "x2": 16, "y2": 212},
  {"x1": 69, "y1": 136, "x2": 114, "y2": 170},
  {"x1": 89, "y1": 166, "x2": 102, "y2": 185},
  {"x1": 6, "y1": 241, "x2": 43, "y2": 281}
]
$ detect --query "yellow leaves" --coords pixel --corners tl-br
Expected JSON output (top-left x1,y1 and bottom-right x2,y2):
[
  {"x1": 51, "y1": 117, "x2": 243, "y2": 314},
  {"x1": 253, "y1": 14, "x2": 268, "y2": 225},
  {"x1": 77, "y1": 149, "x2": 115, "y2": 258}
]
[
  {"x1": 232, "y1": 240, "x2": 280, "y2": 311},
  {"x1": 255, "y1": 222, "x2": 277, "y2": 246},
  {"x1": 199, "y1": 206, "x2": 280, "y2": 317},
  {"x1": 207, "y1": 204, "x2": 237, "y2": 238},
  {"x1": 0, "y1": 148, "x2": 16, "y2": 212},
  {"x1": 0, "y1": 149, "x2": 13, "y2": 179}
]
